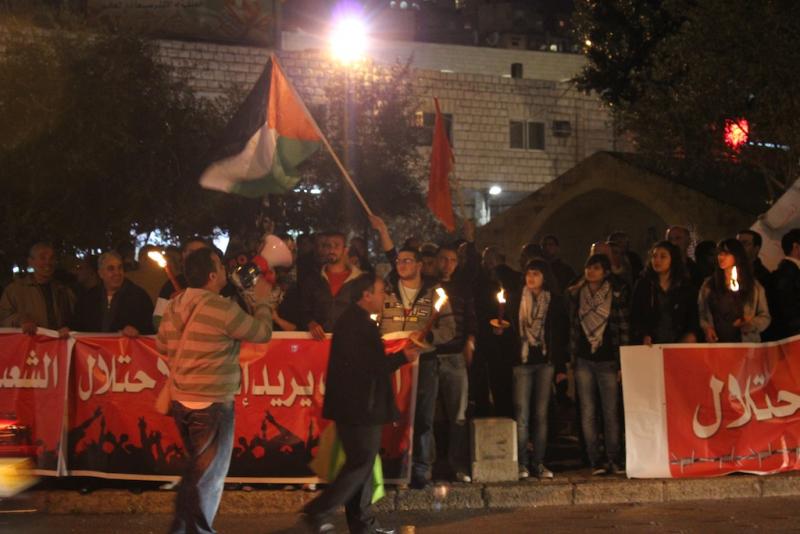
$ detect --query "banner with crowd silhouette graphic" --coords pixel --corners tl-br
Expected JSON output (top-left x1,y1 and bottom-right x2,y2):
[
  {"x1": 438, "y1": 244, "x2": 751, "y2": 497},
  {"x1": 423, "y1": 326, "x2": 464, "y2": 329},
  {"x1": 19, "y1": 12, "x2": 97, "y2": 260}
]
[
  {"x1": 66, "y1": 332, "x2": 416, "y2": 483},
  {"x1": 0, "y1": 329, "x2": 71, "y2": 475},
  {"x1": 622, "y1": 336, "x2": 800, "y2": 478}
]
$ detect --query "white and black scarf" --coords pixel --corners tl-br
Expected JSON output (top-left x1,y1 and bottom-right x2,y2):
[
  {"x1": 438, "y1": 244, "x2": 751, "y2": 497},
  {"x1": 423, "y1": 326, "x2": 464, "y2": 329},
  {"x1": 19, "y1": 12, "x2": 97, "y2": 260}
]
[
  {"x1": 579, "y1": 281, "x2": 612, "y2": 354},
  {"x1": 519, "y1": 289, "x2": 550, "y2": 363}
]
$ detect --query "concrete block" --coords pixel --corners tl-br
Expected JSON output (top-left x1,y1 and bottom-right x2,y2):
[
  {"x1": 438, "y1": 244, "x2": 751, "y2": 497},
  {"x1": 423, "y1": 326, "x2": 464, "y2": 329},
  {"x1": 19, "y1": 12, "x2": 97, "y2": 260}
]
[
  {"x1": 574, "y1": 479, "x2": 664, "y2": 505},
  {"x1": 484, "y1": 481, "x2": 573, "y2": 508},
  {"x1": 664, "y1": 476, "x2": 761, "y2": 501},
  {"x1": 471, "y1": 459, "x2": 518, "y2": 484},
  {"x1": 470, "y1": 418, "x2": 517, "y2": 483}
]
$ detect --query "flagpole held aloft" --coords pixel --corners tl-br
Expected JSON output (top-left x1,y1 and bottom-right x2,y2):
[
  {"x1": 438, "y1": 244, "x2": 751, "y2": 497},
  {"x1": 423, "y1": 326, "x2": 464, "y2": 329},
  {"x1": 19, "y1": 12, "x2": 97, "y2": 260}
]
[{"x1": 270, "y1": 55, "x2": 374, "y2": 217}]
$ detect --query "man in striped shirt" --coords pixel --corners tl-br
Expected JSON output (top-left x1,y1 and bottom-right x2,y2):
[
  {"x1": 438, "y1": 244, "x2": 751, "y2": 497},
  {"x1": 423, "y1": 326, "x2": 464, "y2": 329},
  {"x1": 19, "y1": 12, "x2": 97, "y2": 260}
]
[{"x1": 156, "y1": 247, "x2": 273, "y2": 534}]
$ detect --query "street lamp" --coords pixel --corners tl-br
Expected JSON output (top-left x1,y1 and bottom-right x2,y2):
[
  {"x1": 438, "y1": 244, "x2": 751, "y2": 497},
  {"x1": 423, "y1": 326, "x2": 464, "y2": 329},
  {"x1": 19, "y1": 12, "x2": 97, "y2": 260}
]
[
  {"x1": 329, "y1": 12, "x2": 368, "y2": 227},
  {"x1": 329, "y1": 15, "x2": 367, "y2": 65}
]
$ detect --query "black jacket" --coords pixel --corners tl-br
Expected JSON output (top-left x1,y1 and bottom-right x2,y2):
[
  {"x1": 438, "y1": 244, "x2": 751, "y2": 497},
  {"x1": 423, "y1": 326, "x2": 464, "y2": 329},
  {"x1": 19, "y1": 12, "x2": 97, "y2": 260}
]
[
  {"x1": 630, "y1": 276, "x2": 700, "y2": 344},
  {"x1": 505, "y1": 289, "x2": 569, "y2": 370},
  {"x1": 71, "y1": 279, "x2": 154, "y2": 334},
  {"x1": 769, "y1": 259, "x2": 800, "y2": 339},
  {"x1": 437, "y1": 277, "x2": 477, "y2": 354},
  {"x1": 322, "y1": 304, "x2": 407, "y2": 425},
  {"x1": 300, "y1": 267, "x2": 362, "y2": 332}
]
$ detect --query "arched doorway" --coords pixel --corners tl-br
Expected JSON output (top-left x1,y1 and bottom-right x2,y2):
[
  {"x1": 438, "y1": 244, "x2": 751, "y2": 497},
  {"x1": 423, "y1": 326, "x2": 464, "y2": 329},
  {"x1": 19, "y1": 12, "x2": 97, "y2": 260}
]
[{"x1": 535, "y1": 189, "x2": 668, "y2": 272}]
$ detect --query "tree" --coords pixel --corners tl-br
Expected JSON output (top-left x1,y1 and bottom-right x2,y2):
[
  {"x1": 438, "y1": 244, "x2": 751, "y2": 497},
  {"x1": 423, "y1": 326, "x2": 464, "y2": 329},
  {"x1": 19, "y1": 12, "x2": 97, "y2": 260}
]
[
  {"x1": 0, "y1": 13, "x2": 258, "y2": 263},
  {"x1": 0, "y1": 9, "x2": 453, "y2": 268},
  {"x1": 573, "y1": 0, "x2": 800, "y2": 200}
]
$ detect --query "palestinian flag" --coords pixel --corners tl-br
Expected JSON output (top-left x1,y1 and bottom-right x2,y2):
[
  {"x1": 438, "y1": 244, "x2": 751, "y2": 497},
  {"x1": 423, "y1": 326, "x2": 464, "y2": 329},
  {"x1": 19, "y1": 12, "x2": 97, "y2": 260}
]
[{"x1": 199, "y1": 55, "x2": 322, "y2": 197}]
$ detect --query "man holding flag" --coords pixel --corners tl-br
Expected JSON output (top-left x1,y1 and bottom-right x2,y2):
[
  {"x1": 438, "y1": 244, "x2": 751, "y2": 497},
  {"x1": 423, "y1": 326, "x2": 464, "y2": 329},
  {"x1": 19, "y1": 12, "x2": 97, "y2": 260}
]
[{"x1": 302, "y1": 273, "x2": 420, "y2": 534}]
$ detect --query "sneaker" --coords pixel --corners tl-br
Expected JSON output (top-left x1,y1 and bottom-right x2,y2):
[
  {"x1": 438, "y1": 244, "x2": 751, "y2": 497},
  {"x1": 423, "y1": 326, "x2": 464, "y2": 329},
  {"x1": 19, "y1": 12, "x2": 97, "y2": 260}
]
[
  {"x1": 518, "y1": 466, "x2": 530, "y2": 480},
  {"x1": 534, "y1": 464, "x2": 554, "y2": 479},
  {"x1": 301, "y1": 513, "x2": 336, "y2": 533},
  {"x1": 454, "y1": 471, "x2": 471, "y2": 483},
  {"x1": 609, "y1": 462, "x2": 626, "y2": 475},
  {"x1": 591, "y1": 466, "x2": 607, "y2": 476}
]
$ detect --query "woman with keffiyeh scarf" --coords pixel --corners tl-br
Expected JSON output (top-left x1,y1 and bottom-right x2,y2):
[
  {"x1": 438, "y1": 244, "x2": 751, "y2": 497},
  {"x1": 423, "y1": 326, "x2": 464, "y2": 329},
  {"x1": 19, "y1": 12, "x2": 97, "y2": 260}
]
[
  {"x1": 566, "y1": 253, "x2": 631, "y2": 476},
  {"x1": 500, "y1": 259, "x2": 568, "y2": 480}
]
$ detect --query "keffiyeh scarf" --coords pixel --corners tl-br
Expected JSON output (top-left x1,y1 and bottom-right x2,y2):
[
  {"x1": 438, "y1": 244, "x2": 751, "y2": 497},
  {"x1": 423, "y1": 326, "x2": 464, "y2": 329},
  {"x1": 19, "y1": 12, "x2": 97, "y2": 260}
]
[
  {"x1": 519, "y1": 289, "x2": 550, "y2": 363},
  {"x1": 579, "y1": 281, "x2": 612, "y2": 354}
]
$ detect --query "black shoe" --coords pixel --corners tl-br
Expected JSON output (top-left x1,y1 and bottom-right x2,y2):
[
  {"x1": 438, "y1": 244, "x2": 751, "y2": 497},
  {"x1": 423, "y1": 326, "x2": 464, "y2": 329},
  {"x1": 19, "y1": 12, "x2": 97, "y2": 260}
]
[{"x1": 409, "y1": 477, "x2": 431, "y2": 490}]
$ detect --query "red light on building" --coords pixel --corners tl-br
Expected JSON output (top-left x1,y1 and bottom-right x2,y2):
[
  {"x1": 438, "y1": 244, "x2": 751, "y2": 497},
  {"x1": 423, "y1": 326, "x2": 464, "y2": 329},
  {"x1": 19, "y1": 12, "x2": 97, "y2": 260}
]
[{"x1": 724, "y1": 118, "x2": 749, "y2": 151}]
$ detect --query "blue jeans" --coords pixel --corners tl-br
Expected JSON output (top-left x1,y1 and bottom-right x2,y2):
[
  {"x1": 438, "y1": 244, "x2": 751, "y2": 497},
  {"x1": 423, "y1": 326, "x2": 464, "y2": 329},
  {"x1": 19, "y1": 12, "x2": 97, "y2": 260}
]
[
  {"x1": 437, "y1": 353, "x2": 470, "y2": 474},
  {"x1": 512, "y1": 363, "x2": 554, "y2": 467},
  {"x1": 574, "y1": 358, "x2": 621, "y2": 467},
  {"x1": 170, "y1": 401, "x2": 235, "y2": 534},
  {"x1": 412, "y1": 355, "x2": 438, "y2": 481}
]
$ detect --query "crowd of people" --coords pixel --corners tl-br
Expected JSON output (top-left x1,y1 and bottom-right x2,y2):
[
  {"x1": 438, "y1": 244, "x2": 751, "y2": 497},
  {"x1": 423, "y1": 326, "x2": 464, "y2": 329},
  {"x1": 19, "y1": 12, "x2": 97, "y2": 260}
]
[{"x1": 2, "y1": 222, "x2": 800, "y2": 488}]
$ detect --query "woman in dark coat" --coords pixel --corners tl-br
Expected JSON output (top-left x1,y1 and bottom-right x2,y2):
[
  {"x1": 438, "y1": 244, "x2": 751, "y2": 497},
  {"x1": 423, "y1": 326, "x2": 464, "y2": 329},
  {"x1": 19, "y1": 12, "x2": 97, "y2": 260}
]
[{"x1": 630, "y1": 241, "x2": 700, "y2": 345}]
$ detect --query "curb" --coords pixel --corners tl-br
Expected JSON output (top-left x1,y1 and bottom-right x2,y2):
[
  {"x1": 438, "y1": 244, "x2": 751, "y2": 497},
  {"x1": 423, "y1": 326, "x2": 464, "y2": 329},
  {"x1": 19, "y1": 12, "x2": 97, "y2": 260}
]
[{"x1": 14, "y1": 472, "x2": 800, "y2": 514}]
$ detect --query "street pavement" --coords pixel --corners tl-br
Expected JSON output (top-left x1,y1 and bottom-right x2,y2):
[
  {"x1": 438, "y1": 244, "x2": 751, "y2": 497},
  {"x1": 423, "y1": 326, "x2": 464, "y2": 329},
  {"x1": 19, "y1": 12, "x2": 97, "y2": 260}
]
[{"x1": 2, "y1": 497, "x2": 800, "y2": 533}]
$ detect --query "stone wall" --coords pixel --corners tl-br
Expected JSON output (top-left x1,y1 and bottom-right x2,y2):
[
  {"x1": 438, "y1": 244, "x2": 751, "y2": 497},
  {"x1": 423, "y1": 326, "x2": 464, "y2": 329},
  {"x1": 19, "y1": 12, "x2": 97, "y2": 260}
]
[{"x1": 156, "y1": 34, "x2": 622, "y2": 203}]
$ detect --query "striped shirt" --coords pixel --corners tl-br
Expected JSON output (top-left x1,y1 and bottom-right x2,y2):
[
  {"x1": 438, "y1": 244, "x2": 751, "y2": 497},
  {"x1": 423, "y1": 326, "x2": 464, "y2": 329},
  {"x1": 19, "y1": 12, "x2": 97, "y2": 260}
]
[{"x1": 156, "y1": 288, "x2": 273, "y2": 403}]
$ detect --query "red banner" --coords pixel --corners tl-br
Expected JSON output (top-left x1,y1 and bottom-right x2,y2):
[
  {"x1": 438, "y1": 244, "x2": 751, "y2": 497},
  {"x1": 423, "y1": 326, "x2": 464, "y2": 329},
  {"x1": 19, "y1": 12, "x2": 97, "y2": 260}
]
[
  {"x1": 65, "y1": 332, "x2": 415, "y2": 482},
  {"x1": 0, "y1": 330, "x2": 70, "y2": 473},
  {"x1": 663, "y1": 339, "x2": 800, "y2": 477}
]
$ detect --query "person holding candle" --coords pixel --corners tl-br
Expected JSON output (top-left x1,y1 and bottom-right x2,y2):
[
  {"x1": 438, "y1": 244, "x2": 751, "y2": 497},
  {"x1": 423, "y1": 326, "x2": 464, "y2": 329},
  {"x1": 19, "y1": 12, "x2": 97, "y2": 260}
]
[
  {"x1": 698, "y1": 238, "x2": 770, "y2": 343},
  {"x1": 378, "y1": 246, "x2": 456, "y2": 490},
  {"x1": 502, "y1": 259, "x2": 568, "y2": 480},
  {"x1": 566, "y1": 253, "x2": 630, "y2": 475}
]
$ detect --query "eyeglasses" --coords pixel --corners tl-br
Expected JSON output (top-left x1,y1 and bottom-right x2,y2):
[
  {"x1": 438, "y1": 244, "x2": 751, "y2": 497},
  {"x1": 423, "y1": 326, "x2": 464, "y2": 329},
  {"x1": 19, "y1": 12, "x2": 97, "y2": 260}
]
[{"x1": 395, "y1": 258, "x2": 418, "y2": 265}]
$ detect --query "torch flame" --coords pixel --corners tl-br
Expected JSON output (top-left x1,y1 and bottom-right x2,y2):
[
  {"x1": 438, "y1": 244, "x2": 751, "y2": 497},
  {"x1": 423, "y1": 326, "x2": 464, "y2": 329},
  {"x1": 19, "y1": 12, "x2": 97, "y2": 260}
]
[
  {"x1": 497, "y1": 289, "x2": 506, "y2": 304},
  {"x1": 147, "y1": 250, "x2": 167, "y2": 269},
  {"x1": 730, "y1": 266, "x2": 740, "y2": 292},
  {"x1": 434, "y1": 287, "x2": 448, "y2": 312}
]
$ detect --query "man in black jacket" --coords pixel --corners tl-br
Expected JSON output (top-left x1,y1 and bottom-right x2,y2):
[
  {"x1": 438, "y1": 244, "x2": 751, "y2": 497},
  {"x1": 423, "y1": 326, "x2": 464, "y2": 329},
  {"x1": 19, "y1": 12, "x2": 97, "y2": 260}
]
[
  {"x1": 70, "y1": 251, "x2": 154, "y2": 335},
  {"x1": 769, "y1": 229, "x2": 800, "y2": 339},
  {"x1": 301, "y1": 231, "x2": 363, "y2": 340},
  {"x1": 302, "y1": 273, "x2": 420, "y2": 534}
]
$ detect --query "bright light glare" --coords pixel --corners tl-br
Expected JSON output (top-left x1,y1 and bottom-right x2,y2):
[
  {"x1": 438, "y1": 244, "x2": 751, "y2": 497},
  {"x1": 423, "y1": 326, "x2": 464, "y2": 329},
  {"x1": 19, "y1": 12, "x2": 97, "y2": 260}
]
[
  {"x1": 147, "y1": 250, "x2": 167, "y2": 269},
  {"x1": 489, "y1": 185, "x2": 502, "y2": 196},
  {"x1": 330, "y1": 16, "x2": 367, "y2": 63}
]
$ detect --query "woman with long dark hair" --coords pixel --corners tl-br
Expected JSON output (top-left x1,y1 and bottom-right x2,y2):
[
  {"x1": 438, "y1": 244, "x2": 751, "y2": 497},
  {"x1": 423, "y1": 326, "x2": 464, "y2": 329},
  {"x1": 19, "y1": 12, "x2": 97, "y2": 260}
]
[
  {"x1": 501, "y1": 259, "x2": 568, "y2": 480},
  {"x1": 698, "y1": 238, "x2": 770, "y2": 342},
  {"x1": 631, "y1": 241, "x2": 700, "y2": 344}
]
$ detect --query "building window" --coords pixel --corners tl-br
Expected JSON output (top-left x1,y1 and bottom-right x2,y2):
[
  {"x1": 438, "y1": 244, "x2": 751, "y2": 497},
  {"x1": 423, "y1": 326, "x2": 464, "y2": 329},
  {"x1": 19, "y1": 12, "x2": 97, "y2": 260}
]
[
  {"x1": 509, "y1": 120, "x2": 545, "y2": 150},
  {"x1": 415, "y1": 111, "x2": 453, "y2": 146},
  {"x1": 528, "y1": 122, "x2": 545, "y2": 150}
]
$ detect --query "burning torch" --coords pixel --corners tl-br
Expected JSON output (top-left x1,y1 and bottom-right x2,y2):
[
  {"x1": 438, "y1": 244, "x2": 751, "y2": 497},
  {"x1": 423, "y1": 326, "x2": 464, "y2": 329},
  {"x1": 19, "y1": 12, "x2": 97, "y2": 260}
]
[
  {"x1": 408, "y1": 287, "x2": 448, "y2": 351},
  {"x1": 489, "y1": 288, "x2": 511, "y2": 330},
  {"x1": 147, "y1": 250, "x2": 181, "y2": 293}
]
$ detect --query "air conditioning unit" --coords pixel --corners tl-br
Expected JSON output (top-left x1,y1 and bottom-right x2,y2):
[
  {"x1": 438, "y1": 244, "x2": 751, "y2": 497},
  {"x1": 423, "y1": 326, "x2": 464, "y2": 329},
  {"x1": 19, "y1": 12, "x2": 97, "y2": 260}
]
[{"x1": 552, "y1": 120, "x2": 572, "y2": 137}]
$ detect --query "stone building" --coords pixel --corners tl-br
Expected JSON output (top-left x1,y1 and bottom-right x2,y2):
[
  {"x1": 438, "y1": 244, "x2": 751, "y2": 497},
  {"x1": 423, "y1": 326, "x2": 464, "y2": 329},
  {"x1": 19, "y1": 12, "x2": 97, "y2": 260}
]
[
  {"x1": 155, "y1": 31, "x2": 624, "y2": 222},
  {"x1": 475, "y1": 151, "x2": 769, "y2": 271}
]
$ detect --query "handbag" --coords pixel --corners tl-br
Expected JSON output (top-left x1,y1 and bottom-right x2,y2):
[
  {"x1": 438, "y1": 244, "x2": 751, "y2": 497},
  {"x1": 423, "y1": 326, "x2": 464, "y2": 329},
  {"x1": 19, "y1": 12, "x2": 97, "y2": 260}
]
[{"x1": 154, "y1": 295, "x2": 209, "y2": 415}]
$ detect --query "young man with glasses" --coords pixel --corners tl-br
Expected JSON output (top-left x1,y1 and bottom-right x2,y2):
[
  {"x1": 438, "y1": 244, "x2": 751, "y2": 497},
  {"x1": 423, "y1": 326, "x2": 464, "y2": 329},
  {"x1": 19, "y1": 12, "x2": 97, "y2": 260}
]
[{"x1": 369, "y1": 215, "x2": 456, "y2": 489}]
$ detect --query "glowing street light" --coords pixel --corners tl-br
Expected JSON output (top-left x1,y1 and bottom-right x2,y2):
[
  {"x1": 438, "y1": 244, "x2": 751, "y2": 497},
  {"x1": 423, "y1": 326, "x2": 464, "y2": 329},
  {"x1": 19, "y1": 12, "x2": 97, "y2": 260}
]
[{"x1": 329, "y1": 15, "x2": 368, "y2": 64}]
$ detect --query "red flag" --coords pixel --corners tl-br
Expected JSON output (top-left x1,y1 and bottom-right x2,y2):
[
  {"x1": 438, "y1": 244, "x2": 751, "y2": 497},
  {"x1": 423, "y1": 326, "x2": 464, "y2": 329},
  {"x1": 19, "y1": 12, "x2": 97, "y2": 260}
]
[{"x1": 427, "y1": 97, "x2": 456, "y2": 232}]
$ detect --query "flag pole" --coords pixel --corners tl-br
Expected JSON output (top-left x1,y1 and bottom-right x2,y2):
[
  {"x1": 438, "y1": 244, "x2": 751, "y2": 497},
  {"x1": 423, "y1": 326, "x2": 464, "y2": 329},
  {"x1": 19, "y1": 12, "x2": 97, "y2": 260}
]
[
  {"x1": 451, "y1": 162, "x2": 467, "y2": 222},
  {"x1": 272, "y1": 54, "x2": 374, "y2": 217}
]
